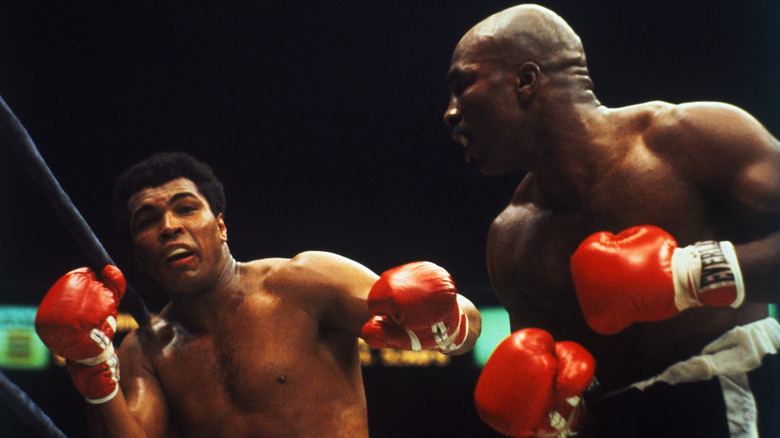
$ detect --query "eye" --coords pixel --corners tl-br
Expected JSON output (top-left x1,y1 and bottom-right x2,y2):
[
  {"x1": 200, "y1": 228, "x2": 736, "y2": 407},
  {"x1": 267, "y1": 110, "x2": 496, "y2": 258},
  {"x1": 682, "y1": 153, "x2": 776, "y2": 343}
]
[
  {"x1": 450, "y1": 79, "x2": 466, "y2": 95},
  {"x1": 132, "y1": 214, "x2": 159, "y2": 233},
  {"x1": 448, "y1": 73, "x2": 474, "y2": 96},
  {"x1": 176, "y1": 203, "x2": 200, "y2": 215}
]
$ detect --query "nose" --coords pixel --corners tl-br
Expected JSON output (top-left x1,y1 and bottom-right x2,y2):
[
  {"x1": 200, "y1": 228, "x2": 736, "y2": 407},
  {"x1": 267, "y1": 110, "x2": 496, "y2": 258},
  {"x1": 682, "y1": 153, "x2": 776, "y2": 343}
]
[
  {"x1": 443, "y1": 97, "x2": 461, "y2": 128},
  {"x1": 159, "y1": 212, "x2": 183, "y2": 240}
]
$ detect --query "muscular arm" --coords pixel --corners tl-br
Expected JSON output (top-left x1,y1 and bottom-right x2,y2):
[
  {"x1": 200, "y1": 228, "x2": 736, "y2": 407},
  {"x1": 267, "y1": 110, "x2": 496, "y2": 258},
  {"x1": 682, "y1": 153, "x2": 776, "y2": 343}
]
[
  {"x1": 726, "y1": 137, "x2": 780, "y2": 303},
  {"x1": 273, "y1": 251, "x2": 377, "y2": 335},
  {"x1": 89, "y1": 330, "x2": 170, "y2": 438},
  {"x1": 276, "y1": 251, "x2": 481, "y2": 354},
  {"x1": 660, "y1": 102, "x2": 780, "y2": 302}
]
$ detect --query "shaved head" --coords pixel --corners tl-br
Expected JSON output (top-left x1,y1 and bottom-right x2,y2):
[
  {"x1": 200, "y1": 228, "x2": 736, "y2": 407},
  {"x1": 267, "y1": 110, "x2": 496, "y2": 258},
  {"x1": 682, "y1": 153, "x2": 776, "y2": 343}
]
[{"x1": 460, "y1": 4, "x2": 587, "y2": 75}]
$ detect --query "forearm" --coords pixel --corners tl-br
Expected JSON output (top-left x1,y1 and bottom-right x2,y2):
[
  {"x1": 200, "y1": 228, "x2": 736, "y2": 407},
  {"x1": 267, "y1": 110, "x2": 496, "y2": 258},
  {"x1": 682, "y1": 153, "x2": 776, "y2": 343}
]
[
  {"x1": 94, "y1": 389, "x2": 152, "y2": 438},
  {"x1": 735, "y1": 230, "x2": 780, "y2": 303}
]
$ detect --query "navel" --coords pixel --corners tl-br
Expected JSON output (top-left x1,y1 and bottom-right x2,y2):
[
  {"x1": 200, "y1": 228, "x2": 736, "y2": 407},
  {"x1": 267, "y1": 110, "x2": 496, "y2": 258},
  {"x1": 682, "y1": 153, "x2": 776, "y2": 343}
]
[{"x1": 276, "y1": 374, "x2": 287, "y2": 383}]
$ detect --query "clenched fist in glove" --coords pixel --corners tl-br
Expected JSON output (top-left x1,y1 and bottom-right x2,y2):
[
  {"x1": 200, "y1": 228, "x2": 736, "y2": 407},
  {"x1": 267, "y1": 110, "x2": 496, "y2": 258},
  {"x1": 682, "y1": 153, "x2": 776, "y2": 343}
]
[
  {"x1": 35, "y1": 265, "x2": 125, "y2": 403},
  {"x1": 571, "y1": 225, "x2": 745, "y2": 334},
  {"x1": 361, "y1": 262, "x2": 468, "y2": 353},
  {"x1": 475, "y1": 328, "x2": 596, "y2": 438}
]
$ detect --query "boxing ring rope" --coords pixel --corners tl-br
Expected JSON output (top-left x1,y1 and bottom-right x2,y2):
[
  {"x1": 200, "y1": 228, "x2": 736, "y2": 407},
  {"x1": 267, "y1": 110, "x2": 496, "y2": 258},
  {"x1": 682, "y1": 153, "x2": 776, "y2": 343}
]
[
  {"x1": 0, "y1": 371, "x2": 67, "y2": 438},
  {"x1": 0, "y1": 95, "x2": 151, "y2": 324},
  {"x1": 0, "y1": 94, "x2": 151, "y2": 436}
]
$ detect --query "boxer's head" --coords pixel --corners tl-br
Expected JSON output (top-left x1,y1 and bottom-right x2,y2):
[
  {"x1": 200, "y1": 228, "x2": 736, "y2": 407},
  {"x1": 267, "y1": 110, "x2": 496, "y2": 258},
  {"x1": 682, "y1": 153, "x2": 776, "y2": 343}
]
[
  {"x1": 113, "y1": 152, "x2": 226, "y2": 238},
  {"x1": 444, "y1": 5, "x2": 593, "y2": 175}
]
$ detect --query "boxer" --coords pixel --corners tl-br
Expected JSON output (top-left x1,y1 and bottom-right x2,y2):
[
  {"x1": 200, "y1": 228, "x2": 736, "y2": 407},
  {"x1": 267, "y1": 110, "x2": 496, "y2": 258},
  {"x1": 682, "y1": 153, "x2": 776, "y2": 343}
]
[
  {"x1": 35, "y1": 152, "x2": 482, "y2": 437},
  {"x1": 444, "y1": 5, "x2": 780, "y2": 437}
]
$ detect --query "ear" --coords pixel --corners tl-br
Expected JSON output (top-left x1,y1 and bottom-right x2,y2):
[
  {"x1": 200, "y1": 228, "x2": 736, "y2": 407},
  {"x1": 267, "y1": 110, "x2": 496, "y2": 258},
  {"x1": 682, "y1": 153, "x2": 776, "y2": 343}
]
[
  {"x1": 217, "y1": 213, "x2": 228, "y2": 242},
  {"x1": 514, "y1": 62, "x2": 541, "y2": 105}
]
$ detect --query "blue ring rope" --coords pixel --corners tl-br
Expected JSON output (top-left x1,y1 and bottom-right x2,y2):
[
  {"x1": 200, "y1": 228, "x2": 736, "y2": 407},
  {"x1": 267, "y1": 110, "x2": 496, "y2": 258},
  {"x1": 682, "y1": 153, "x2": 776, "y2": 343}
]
[
  {"x1": 0, "y1": 370, "x2": 67, "y2": 438},
  {"x1": 0, "y1": 94, "x2": 151, "y2": 436},
  {"x1": 0, "y1": 95, "x2": 150, "y2": 324}
]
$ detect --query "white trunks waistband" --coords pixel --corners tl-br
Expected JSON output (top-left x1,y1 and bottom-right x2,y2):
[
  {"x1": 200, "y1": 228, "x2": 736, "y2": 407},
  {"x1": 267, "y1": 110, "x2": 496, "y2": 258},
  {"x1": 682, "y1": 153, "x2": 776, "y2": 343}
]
[
  {"x1": 605, "y1": 317, "x2": 780, "y2": 438},
  {"x1": 625, "y1": 317, "x2": 780, "y2": 392}
]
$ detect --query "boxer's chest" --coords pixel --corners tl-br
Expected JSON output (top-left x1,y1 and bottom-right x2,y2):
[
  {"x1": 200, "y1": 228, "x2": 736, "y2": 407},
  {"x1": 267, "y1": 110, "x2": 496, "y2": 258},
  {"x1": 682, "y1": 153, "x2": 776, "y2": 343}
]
[
  {"x1": 153, "y1": 295, "x2": 324, "y2": 418},
  {"x1": 487, "y1": 199, "x2": 584, "y2": 320},
  {"x1": 487, "y1": 167, "x2": 709, "y2": 320}
]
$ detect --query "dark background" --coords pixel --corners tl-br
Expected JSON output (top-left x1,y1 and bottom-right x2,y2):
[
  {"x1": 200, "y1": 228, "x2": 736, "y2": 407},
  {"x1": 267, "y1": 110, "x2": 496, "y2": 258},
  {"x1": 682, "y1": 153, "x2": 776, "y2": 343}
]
[{"x1": 0, "y1": 1, "x2": 777, "y2": 437}]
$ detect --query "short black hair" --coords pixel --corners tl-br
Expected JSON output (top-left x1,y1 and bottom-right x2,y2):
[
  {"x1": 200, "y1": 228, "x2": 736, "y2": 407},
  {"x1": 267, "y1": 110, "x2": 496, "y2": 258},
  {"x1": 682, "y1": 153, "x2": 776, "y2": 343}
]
[{"x1": 112, "y1": 152, "x2": 226, "y2": 236}]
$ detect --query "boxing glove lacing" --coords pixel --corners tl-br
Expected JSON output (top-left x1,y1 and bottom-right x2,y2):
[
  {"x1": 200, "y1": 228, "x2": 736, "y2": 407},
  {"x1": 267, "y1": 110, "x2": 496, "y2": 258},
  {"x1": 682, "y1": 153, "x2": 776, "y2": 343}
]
[
  {"x1": 538, "y1": 375, "x2": 597, "y2": 437},
  {"x1": 75, "y1": 316, "x2": 120, "y2": 404},
  {"x1": 77, "y1": 316, "x2": 117, "y2": 366},
  {"x1": 539, "y1": 396, "x2": 583, "y2": 438},
  {"x1": 405, "y1": 307, "x2": 468, "y2": 353}
]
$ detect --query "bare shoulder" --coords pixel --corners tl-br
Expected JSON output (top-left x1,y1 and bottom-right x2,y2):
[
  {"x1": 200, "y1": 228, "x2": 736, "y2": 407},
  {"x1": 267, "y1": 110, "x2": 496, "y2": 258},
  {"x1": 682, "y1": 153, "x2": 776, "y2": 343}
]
[
  {"x1": 636, "y1": 102, "x2": 778, "y2": 190},
  {"x1": 118, "y1": 312, "x2": 176, "y2": 355},
  {"x1": 645, "y1": 100, "x2": 762, "y2": 125},
  {"x1": 258, "y1": 251, "x2": 377, "y2": 301},
  {"x1": 265, "y1": 251, "x2": 376, "y2": 283},
  {"x1": 643, "y1": 101, "x2": 777, "y2": 155},
  {"x1": 117, "y1": 327, "x2": 145, "y2": 358},
  {"x1": 256, "y1": 252, "x2": 377, "y2": 332},
  {"x1": 116, "y1": 313, "x2": 175, "y2": 374}
]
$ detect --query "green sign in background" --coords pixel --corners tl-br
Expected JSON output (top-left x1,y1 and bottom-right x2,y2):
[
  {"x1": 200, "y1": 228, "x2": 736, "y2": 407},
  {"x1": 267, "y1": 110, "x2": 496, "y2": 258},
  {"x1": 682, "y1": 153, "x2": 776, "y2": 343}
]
[{"x1": 0, "y1": 306, "x2": 49, "y2": 370}]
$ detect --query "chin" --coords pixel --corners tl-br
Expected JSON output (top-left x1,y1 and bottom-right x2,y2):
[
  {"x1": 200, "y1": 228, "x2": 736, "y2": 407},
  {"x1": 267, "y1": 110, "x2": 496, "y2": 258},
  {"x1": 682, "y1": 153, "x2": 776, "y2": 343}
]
[
  {"x1": 155, "y1": 272, "x2": 200, "y2": 293},
  {"x1": 477, "y1": 166, "x2": 496, "y2": 176},
  {"x1": 478, "y1": 154, "x2": 527, "y2": 176},
  {"x1": 476, "y1": 161, "x2": 508, "y2": 176}
]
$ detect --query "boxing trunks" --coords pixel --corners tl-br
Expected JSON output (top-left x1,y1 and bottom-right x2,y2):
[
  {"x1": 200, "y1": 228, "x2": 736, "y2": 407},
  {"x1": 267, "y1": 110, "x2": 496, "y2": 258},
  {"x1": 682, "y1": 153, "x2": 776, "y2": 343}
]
[{"x1": 593, "y1": 317, "x2": 780, "y2": 438}]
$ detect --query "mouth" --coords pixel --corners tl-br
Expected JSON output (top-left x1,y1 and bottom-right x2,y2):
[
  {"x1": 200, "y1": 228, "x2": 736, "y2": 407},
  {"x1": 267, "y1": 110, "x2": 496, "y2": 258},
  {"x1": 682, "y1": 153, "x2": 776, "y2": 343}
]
[
  {"x1": 451, "y1": 127, "x2": 476, "y2": 163},
  {"x1": 165, "y1": 247, "x2": 195, "y2": 264},
  {"x1": 454, "y1": 134, "x2": 469, "y2": 148},
  {"x1": 451, "y1": 126, "x2": 471, "y2": 149}
]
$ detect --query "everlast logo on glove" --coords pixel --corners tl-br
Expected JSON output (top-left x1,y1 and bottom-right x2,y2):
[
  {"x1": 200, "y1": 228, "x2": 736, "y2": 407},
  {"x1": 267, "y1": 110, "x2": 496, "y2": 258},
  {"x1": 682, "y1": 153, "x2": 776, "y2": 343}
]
[
  {"x1": 571, "y1": 225, "x2": 746, "y2": 335},
  {"x1": 698, "y1": 241, "x2": 736, "y2": 288},
  {"x1": 673, "y1": 240, "x2": 745, "y2": 309}
]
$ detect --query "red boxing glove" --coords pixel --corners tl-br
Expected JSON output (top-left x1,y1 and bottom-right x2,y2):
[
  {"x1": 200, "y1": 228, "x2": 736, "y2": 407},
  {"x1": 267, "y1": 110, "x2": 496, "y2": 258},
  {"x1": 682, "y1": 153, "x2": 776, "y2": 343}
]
[
  {"x1": 571, "y1": 225, "x2": 745, "y2": 334},
  {"x1": 67, "y1": 355, "x2": 120, "y2": 403},
  {"x1": 35, "y1": 266, "x2": 125, "y2": 403},
  {"x1": 361, "y1": 262, "x2": 468, "y2": 353},
  {"x1": 475, "y1": 329, "x2": 596, "y2": 438}
]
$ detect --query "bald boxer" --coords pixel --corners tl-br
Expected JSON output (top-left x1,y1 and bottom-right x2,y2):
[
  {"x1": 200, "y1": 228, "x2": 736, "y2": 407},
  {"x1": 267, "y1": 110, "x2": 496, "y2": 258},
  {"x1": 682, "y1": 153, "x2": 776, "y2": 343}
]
[
  {"x1": 35, "y1": 152, "x2": 482, "y2": 438},
  {"x1": 444, "y1": 4, "x2": 779, "y2": 437}
]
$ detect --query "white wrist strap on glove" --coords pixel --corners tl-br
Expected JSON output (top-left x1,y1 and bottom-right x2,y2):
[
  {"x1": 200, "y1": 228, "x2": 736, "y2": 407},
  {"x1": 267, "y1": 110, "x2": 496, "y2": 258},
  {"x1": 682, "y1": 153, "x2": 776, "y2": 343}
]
[
  {"x1": 404, "y1": 307, "x2": 468, "y2": 353},
  {"x1": 75, "y1": 316, "x2": 120, "y2": 404},
  {"x1": 672, "y1": 240, "x2": 745, "y2": 311},
  {"x1": 78, "y1": 342, "x2": 115, "y2": 367},
  {"x1": 85, "y1": 353, "x2": 120, "y2": 404},
  {"x1": 77, "y1": 315, "x2": 116, "y2": 366}
]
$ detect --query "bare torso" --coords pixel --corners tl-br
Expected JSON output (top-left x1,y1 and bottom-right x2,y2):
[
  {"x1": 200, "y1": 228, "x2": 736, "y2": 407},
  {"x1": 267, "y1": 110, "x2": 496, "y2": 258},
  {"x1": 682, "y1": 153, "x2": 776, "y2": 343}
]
[
  {"x1": 487, "y1": 102, "x2": 769, "y2": 390},
  {"x1": 119, "y1": 258, "x2": 369, "y2": 438}
]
